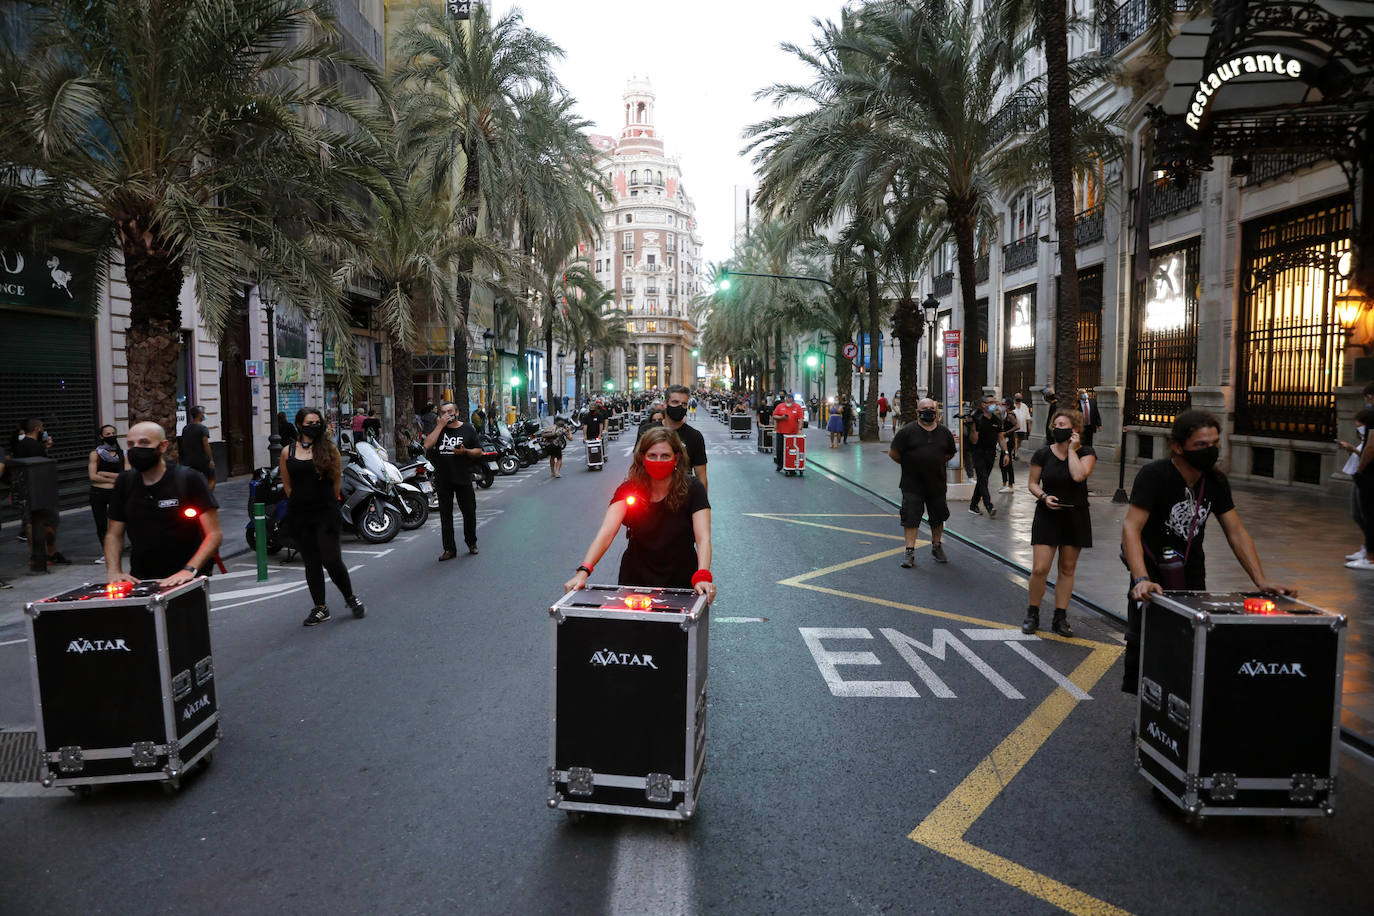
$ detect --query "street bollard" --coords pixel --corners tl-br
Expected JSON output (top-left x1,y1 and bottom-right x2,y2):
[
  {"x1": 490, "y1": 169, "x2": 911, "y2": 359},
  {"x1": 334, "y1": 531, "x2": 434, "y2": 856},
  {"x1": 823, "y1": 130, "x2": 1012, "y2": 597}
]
[{"x1": 253, "y1": 502, "x2": 268, "y2": 581}]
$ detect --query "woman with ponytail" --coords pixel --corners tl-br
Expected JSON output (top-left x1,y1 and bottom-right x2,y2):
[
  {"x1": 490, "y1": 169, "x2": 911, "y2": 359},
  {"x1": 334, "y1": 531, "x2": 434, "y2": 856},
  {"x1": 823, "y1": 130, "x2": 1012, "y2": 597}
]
[{"x1": 282, "y1": 407, "x2": 365, "y2": 626}]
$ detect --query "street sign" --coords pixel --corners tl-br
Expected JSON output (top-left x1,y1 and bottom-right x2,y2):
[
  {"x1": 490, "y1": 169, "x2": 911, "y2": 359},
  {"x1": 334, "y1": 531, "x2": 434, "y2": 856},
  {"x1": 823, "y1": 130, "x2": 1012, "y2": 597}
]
[
  {"x1": 445, "y1": 1, "x2": 472, "y2": 19},
  {"x1": 842, "y1": 341, "x2": 859, "y2": 360},
  {"x1": 245, "y1": 359, "x2": 265, "y2": 378},
  {"x1": 942, "y1": 330, "x2": 962, "y2": 478}
]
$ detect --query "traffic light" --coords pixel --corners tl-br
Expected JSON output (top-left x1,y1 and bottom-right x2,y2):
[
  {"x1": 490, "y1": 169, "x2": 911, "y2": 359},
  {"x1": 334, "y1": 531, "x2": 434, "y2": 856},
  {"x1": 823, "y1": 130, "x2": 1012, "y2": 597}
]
[
  {"x1": 604, "y1": 379, "x2": 614, "y2": 390},
  {"x1": 510, "y1": 374, "x2": 523, "y2": 388},
  {"x1": 805, "y1": 352, "x2": 819, "y2": 369},
  {"x1": 717, "y1": 278, "x2": 731, "y2": 292},
  {"x1": 691, "y1": 349, "x2": 700, "y2": 357}
]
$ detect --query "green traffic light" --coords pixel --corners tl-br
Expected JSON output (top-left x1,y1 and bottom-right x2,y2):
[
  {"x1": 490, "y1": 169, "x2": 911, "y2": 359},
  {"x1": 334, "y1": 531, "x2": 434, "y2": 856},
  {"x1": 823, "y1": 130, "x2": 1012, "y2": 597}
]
[
  {"x1": 717, "y1": 279, "x2": 731, "y2": 291},
  {"x1": 805, "y1": 353, "x2": 819, "y2": 368},
  {"x1": 510, "y1": 375, "x2": 522, "y2": 387},
  {"x1": 604, "y1": 380, "x2": 614, "y2": 390},
  {"x1": 691, "y1": 349, "x2": 700, "y2": 357}
]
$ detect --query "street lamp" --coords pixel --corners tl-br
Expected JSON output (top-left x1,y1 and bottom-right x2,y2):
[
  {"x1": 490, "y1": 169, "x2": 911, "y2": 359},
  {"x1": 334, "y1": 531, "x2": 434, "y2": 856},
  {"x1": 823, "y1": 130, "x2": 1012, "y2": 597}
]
[
  {"x1": 482, "y1": 328, "x2": 496, "y2": 414},
  {"x1": 259, "y1": 286, "x2": 282, "y2": 467},
  {"x1": 922, "y1": 293, "x2": 939, "y2": 398}
]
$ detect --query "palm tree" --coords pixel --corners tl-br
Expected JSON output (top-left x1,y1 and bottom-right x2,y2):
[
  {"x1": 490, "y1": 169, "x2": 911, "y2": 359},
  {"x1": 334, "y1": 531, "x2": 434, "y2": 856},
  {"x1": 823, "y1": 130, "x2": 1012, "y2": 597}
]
[
  {"x1": 392, "y1": 1, "x2": 561, "y2": 420},
  {"x1": 881, "y1": 203, "x2": 947, "y2": 425},
  {"x1": 0, "y1": 0, "x2": 394, "y2": 433}
]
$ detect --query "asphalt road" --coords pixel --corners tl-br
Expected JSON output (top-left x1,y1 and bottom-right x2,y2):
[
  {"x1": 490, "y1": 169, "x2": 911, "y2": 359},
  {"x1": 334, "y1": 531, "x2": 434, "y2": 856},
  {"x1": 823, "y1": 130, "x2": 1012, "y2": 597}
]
[{"x1": 2, "y1": 418, "x2": 1373, "y2": 915}]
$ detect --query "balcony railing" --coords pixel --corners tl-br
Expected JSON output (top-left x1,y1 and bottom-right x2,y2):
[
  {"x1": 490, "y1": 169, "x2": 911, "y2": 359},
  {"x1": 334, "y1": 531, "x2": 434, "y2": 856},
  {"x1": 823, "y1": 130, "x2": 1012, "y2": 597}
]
[
  {"x1": 988, "y1": 87, "x2": 1039, "y2": 147},
  {"x1": 1002, "y1": 234, "x2": 1038, "y2": 272},
  {"x1": 1130, "y1": 179, "x2": 1202, "y2": 223},
  {"x1": 646, "y1": 286, "x2": 659, "y2": 295},
  {"x1": 974, "y1": 256, "x2": 990, "y2": 284},
  {"x1": 1243, "y1": 152, "x2": 1324, "y2": 187},
  {"x1": 1074, "y1": 204, "x2": 1105, "y2": 246},
  {"x1": 933, "y1": 272, "x2": 954, "y2": 297},
  {"x1": 643, "y1": 263, "x2": 661, "y2": 272},
  {"x1": 1099, "y1": 0, "x2": 1188, "y2": 57}
]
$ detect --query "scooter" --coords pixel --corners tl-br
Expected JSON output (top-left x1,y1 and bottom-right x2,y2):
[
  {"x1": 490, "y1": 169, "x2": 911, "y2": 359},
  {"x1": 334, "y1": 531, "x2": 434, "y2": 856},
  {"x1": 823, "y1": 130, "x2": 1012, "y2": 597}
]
[
  {"x1": 243, "y1": 465, "x2": 296, "y2": 558},
  {"x1": 398, "y1": 438, "x2": 440, "y2": 509},
  {"x1": 340, "y1": 461, "x2": 402, "y2": 543},
  {"x1": 354, "y1": 440, "x2": 428, "y2": 531}
]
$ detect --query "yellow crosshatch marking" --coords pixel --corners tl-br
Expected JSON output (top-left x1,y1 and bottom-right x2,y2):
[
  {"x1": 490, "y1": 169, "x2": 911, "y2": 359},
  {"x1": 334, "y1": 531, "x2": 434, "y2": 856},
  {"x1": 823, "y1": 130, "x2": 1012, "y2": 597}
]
[{"x1": 749, "y1": 512, "x2": 1133, "y2": 916}]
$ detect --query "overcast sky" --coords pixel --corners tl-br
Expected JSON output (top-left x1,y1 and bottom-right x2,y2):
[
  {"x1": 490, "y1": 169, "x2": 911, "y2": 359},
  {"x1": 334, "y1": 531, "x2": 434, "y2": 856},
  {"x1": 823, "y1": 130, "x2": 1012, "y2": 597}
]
[{"x1": 487, "y1": 0, "x2": 849, "y2": 266}]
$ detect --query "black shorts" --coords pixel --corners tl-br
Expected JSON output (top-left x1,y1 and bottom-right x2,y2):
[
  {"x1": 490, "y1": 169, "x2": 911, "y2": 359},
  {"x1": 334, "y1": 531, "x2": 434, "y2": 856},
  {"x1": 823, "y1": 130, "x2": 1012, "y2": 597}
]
[
  {"x1": 547, "y1": 445, "x2": 563, "y2": 459},
  {"x1": 900, "y1": 485, "x2": 949, "y2": 529}
]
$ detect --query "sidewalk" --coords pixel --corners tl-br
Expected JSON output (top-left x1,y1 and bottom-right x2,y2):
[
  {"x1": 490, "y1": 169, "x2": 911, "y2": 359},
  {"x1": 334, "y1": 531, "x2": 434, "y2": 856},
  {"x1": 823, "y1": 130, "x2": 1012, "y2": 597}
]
[
  {"x1": 0, "y1": 475, "x2": 253, "y2": 642},
  {"x1": 801, "y1": 423, "x2": 1374, "y2": 752}
]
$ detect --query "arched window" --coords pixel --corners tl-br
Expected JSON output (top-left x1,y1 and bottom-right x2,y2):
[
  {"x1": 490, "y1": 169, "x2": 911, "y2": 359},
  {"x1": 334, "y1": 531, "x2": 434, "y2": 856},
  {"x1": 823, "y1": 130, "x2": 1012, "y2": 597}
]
[
  {"x1": 1009, "y1": 190, "x2": 1034, "y2": 241},
  {"x1": 625, "y1": 214, "x2": 632, "y2": 223},
  {"x1": 656, "y1": 171, "x2": 663, "y2": 185},
  {"x1": 630, "y1": 170, "x2": 638, "y2": 185}
]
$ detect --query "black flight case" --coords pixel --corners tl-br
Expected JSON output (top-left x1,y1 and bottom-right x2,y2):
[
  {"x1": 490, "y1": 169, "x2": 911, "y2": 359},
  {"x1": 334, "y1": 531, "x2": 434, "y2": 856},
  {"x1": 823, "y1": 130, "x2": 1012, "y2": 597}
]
[
  {"x1": 1135, "y1": 591, "x2": 1345, "y2": 820},
  {"x1": 756, "y1": 423, "x2": 774, "y2": 453},
  {"x1": 25, "y1": 578, "x2": 221, "y2": 794},
  {"x1": 548, "y1": 585, "x2": 709, "y2": 822},
  {"x1": 729, "y1": 413, "x2": 752, "y2": 439}
]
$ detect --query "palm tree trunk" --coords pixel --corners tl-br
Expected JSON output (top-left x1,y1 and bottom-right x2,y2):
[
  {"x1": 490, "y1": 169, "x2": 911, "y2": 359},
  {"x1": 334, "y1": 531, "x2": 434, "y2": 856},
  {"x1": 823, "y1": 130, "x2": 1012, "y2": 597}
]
[
  {"x1": 834, "y1": 338, "x2": 853, "y2": 404},
  {"x1": 544, "y1": 318, "x2": 555, "y2": 418},
  {"x1": 951, "y1": 199, "x2": 982, "y2": 409},
  {"x1": 893, "y1": 296, "x2": 921, "y2": 426},
  {"x1": 452, "y1": 142, "x2": 482, "y2": 422},
  {"x1": 861, "y1": 250, "x2": 881, "y2": 441},
  {"x1": 1044, "y1": 0, "x2": 1080, "y2": 399},
  {"x1": 390, "y1": 341, "x2": 415, "y2": 458},
  {"x1": 773, "y1": 325, "x2": 784, "y2": 391},
  {"x1": 121, "y1": 237, "x2": 185, "y2": 445}
]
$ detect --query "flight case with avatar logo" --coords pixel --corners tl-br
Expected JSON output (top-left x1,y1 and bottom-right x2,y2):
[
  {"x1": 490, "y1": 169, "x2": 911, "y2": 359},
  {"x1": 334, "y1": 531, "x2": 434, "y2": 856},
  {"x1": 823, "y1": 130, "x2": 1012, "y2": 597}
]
[
  {"x1": 548, "y1": 585, "x2": 709, "y2": 822},
  {"x1": 1135, "y1": 591, "x2": 1345, "y2": 821},
  {"x1": 25, "y1": 578, "x2": 221, "y2": 795}
]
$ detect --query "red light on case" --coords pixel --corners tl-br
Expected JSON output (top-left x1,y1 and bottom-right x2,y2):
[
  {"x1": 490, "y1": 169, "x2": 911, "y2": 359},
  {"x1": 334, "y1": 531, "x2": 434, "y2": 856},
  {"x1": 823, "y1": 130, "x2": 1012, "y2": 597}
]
[
  {"x1": 623, "y1": 595, "x2": 653, "y2": 611},
  {"x1": 1244, "y1": 597, "x2": 1277, "y2": 615},
  {"x1": 625, "y1": 495, "x2": 636, "y2": 506},
  {"x1": 105, "y1": 583, "x2": 132, "y2": 597},
  {"x1": 183, "y1": 507, "x2": 198, "y2": 519}
]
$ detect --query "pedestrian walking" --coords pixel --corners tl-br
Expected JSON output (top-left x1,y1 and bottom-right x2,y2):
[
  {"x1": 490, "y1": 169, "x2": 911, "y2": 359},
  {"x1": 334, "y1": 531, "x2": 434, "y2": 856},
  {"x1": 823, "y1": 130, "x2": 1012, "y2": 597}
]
[
  {"x1": 281, "y1": 409, "x2": 366, "y2": 626},
  {"x1": 12, "y1": 417, "x2": 64, "y2": 564},
  {"x1": 964, "y1": 395, "x2": 1005, "y2": 517},
  {"x1": 351, "y1": 408, "x2": 366, "y2": 441},
  {"x1": 890, "y1": 393, "x2": 901, "y2": 431},
  {"x1": 841, "y1": 398, "x2": 854, "y2": 445},
  {"x1": 826, "y1": 401, "x2": 844, "y2": 448},
  {"x1": 998, "y1": 397, "x2": 1018, "y2": 493},
  {"x1": 1343, "y1": 407, "x2": 1374, "y2": 570},
  {"x1": 179, "y1": 405, "x2": 216, "y2": 491},
  {"x1": 88, "y1": 424, "x2": 127, "y2": 554},
  {"x1": 652, "y1": 385, "x2": 709, "y2": 491},
  {"x1": 105, "y1": 421, "x2": 222, "y2": 585},
  {"x1": 1119, "y1": 409, "x2": 1296, "y2": 693},
  {"x1": 277, "y1": 411, "x2": 297, "y2": 446},
  {"x1": 362, "y1": 408, "x2": 382, "y2": 443},
  {"x1": 878, "y1": 392, "x2": 889, "y2": 430},
  {"x1": 542, "y1": 421, "x2": 570, "y2": 479},
  {"x1": 889, "y1": 398, "x2": 955, "y2": 567},
  {"x1": 1042, "y1": 389, "x2": 1059, "y2": 438},
  {"x1": 1023, "y1": 409, "x2": 1097, "y2": 636},
  {"x1": 1342, "y1": 383, "x2": 1374, "y2": 563},
  {"x1": 1012, "y1": 393, "x2": 1031, "y2": 459},
  {"x1": 563, "y1": 427, "x2": 715, "y2": 601},
  {"x1": 424, "y1": 400, "x2": 482, "y2": 560}
]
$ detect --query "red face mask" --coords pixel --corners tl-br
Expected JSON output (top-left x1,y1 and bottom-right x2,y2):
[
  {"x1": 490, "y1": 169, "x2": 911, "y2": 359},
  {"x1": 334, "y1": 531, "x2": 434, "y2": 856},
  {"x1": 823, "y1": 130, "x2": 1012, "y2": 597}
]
[{"x1": 644, "y1": 457, "x2": 676, "y2": 479}]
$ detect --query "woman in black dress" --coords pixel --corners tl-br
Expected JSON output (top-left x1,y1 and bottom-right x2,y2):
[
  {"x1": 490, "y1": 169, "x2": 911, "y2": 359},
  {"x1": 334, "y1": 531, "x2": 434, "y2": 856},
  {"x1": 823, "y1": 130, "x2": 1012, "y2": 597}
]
[
  {"x1": 281, "y1": 408, "x2": 365, "y2": 626},
  {"x1": 564, "y1": 426, "x2": 715, "y2": 601},
  {"x1": 1023, "y1": 408, "x2": 1097, "y2": 637}
]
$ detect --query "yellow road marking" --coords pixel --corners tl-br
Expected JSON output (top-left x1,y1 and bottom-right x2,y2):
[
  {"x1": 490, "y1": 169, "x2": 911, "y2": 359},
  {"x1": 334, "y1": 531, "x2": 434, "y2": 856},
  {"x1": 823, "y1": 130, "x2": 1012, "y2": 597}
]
[
  {"x1": 745, "y1": 513, "x2": 906, "y2": 541},
  {"x1": 750, "y1": 513, "x2": 1133, "y2": 915}
]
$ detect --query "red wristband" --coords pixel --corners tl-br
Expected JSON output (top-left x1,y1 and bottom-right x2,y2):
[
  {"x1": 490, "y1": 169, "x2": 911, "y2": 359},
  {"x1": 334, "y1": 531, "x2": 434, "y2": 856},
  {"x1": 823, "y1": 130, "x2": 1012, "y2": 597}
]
[
  {"x1": 691, "y1": 569, "x2": 713, "y2": 586},
  {"x1": 577, "y1": 563, "x2": 593, "y2": 576}
]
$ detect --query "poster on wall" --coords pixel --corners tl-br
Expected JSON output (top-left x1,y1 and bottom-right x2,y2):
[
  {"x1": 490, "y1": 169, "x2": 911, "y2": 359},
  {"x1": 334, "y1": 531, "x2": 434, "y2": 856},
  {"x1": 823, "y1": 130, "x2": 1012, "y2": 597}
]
[
  {"x1": 0, "y1": 243, "x2": 95, "y2": 316},
  {"x1": 275, "y1": 302, "x2": 308, "y2": 384},
  {"x1": 943, "y1": 329, "x2": 962, "y2": 474}
]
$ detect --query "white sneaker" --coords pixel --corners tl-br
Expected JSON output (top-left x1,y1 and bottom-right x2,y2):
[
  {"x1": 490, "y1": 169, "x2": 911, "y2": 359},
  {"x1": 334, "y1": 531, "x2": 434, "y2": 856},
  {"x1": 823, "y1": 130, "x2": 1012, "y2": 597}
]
[
  {"x1": 1345, "y1": 547, "x2": 1366, "y2": 561},
  {"x1": 998, "y1": 486, "x2": 1014, "y2": 493},
  {"x1": 1345, "y1": 557, "x2": 1374, "y2": 570}
]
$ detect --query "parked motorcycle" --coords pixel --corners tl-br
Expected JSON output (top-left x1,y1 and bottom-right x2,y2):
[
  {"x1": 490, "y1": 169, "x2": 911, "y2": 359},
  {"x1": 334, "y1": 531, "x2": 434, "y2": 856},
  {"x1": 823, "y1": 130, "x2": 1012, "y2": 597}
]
[
  {"x1": 354, "y1": 440, "x2": 428, "y2": 531},
  {"x1": 243, "y1": 465, "x2": 295, "y2": 558},
  {"x1": 340, "y1": 460, "x2": 402, "y2": 543},
  {"x1": 398, "y1": 438, "x2": 440, "y2": 509}
]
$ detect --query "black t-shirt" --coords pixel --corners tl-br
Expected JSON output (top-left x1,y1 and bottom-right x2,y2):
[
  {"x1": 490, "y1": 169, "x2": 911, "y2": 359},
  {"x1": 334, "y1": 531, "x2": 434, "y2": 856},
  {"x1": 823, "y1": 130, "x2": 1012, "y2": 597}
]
[
  {"x1": 108, "y1": 466, "x2": 219, "y2": 579},
  {"x1": 1031, "y1": 444, "x2": 1096, "y2": 508},
  {"x1": 14, "y1": 436, "x2": 46, "y2": 458},
  {"x1": 179, "y1": 423, "x2": 211, "y2": 470},
  {"x1": 1128, "y1": 459, "x2": 1235, "y2": 586},
  {"x1": 890, "y1": 422, "x2": 956, "y2": 492},
  {"x1": 362, "y1": 417, "x2": 382, "y2": 440},
  {"x1": 612, "y1": 477, "x2": 710, "y2": 588},
  {"x1": 584, "y1": 410, "x2": 604, "y2": 439},
  {"x1": 431, "y1": 421, "x2": 479, "y2": 479},
  {"x1": 970, "y1": 413, "x2": 1002, "y2": 453}
]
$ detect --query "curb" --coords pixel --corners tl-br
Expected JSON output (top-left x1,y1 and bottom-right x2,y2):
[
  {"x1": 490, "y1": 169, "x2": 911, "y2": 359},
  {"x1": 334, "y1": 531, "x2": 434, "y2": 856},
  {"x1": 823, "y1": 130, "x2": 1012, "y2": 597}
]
[{"x1": 803, "y1": 451, "x2": 1374, "y2": 759}]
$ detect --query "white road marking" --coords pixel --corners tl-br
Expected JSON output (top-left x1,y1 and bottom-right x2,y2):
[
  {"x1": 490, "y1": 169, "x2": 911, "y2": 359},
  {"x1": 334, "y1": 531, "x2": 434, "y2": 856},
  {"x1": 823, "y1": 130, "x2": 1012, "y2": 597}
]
[
  {"x1": 0, "y1": 638, "x2": 27, "y2": 648},
  {"x1": 211, "y1": 565, "x2": 363, "y2": 611},
  {"x1": 340, "y1": 548, "x2": 394, "y2": 557}
]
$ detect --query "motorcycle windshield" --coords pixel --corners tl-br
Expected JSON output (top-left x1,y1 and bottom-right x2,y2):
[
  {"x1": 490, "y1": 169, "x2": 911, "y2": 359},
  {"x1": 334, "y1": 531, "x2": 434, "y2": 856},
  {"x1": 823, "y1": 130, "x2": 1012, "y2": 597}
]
[{"x1": 356, "y1": 441, "x2": 402, "y2": 483}]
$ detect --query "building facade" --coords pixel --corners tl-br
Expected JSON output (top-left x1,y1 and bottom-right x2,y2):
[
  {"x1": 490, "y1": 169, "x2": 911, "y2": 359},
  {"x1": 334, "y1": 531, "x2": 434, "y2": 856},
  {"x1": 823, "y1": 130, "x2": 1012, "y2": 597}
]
[
  {"x1": 587, "y1": 78, "x2": 704, "y2": 392},
  {"x1": 913, "y1": 0, "x2": 1370, "y2": 495}
]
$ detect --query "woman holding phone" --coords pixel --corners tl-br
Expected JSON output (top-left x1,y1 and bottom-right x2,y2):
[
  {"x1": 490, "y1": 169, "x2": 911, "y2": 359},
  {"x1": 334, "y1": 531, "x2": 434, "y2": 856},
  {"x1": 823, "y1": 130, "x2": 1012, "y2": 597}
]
[{"x1": 1022, "y1": 408, "x2": 1096, "y2": 636}]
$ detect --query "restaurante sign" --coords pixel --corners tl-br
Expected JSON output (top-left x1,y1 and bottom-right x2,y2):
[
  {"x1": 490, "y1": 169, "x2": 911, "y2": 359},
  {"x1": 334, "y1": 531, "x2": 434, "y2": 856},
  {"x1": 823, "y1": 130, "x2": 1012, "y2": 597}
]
[{"x1": 1185, "y1": 53, "x2": 1305, "y2": 130}]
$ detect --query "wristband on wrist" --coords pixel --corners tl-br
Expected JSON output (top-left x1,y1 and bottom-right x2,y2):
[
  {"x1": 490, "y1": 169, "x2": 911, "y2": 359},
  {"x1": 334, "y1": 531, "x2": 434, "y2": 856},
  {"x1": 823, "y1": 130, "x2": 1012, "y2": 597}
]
[
  {"x1": 576, "y1": 564, "x2": 593, "y2": 576},
  {"x1": 183, "y1": 565, "x2": 197, "y2": 574},
  {"x1": 690, "y1": 569, "x2": 713, "y2": 586},
  {"x1": 1131, "y1": 576, "x2": 1149, "y2": 586}
]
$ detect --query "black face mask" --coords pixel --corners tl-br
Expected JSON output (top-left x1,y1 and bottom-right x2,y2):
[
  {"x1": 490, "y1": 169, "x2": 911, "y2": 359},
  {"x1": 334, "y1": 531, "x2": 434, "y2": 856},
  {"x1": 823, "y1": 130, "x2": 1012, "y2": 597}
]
[
  {"x1": 299, "y1": 423, "x2": 324, "y2": 441},
  {"x1": 1052, "y1": 427, "x2": 1073, "y2": 443},
  {"x1": 102, "y1": 435, "x2": 119, "y2": 447},
  {"x1": 665, "y1": 405, "x2": 687, "y2": 421},
  {"x1": 1181, "y1": 446, "x2": 1219, "y2": 472},
  {"x1": 128, "y1": 446, "x2": 160, "y2": 471},
  {"x1": 918, "y1": 409, "x2": 937, "y2": 423}
]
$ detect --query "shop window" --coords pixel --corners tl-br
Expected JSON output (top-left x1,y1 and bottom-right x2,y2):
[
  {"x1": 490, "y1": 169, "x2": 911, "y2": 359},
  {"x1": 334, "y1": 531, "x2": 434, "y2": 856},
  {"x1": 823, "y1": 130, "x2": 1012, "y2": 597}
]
[
  {"x1": 1294, "y1": 450, "x2": 1322, "y2": 485},
  {"x1": 1251, "y1": 446, "x2": 1275, "y2": 478},
  {"x1": 647, "y1": 321, "x2": 657, "y2": 333},
  {"x1": 1235, "y1": 195, "x2": 1350, "y2": 441},
  {"x1": 1008, "y1": 189, "x2": 1035, "y2": 242},
  {"x1": 1125, "y1": 239, "x2": 1199, "y2": 428},
  {"x1": 1002, "y1": 289, "x2": 1034, "y2": 397},
  {"x1": 1074, "y1": 267, "x2": 1102, "y2": 390}
]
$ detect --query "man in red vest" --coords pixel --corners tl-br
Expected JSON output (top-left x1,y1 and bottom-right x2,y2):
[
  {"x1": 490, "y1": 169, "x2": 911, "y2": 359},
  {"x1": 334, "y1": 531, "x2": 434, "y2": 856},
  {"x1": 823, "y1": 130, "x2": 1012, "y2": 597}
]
[{"x1": 772, "y1": 391, "x2": 805, "y2": 472}]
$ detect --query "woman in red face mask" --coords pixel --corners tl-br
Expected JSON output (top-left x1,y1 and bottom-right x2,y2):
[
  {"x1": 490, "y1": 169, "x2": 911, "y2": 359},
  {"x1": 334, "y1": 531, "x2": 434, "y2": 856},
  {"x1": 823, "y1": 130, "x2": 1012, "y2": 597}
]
[{"x1": 564, "y1": 426, "x2": 715, "y2": 602}]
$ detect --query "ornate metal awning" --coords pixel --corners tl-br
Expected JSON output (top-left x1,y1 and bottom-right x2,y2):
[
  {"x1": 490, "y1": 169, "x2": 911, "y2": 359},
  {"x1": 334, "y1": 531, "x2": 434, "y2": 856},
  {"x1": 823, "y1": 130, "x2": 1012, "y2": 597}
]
[{"x1": 1150, "y1": 0, "x2": 1374, "y2": 284}]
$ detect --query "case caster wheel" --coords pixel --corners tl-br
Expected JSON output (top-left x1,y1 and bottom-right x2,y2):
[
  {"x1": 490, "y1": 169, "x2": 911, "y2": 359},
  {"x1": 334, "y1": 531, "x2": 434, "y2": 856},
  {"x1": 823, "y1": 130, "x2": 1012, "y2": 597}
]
[
  {"x1": 162, "y1": 777, "x2": 182, "y2": 795},
  {"x1": 1183, "y1": 809, "x2": 1204, "y2": 828},
  {"x1": 565, "y1": 810, "x2": 585, "y2": 824},
  {"x1": 200, "y1": 752, "x2": 214, "y2": 770},
  {"x1": 68, "y1": 785, "x2": 93, "y2": 799}
]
